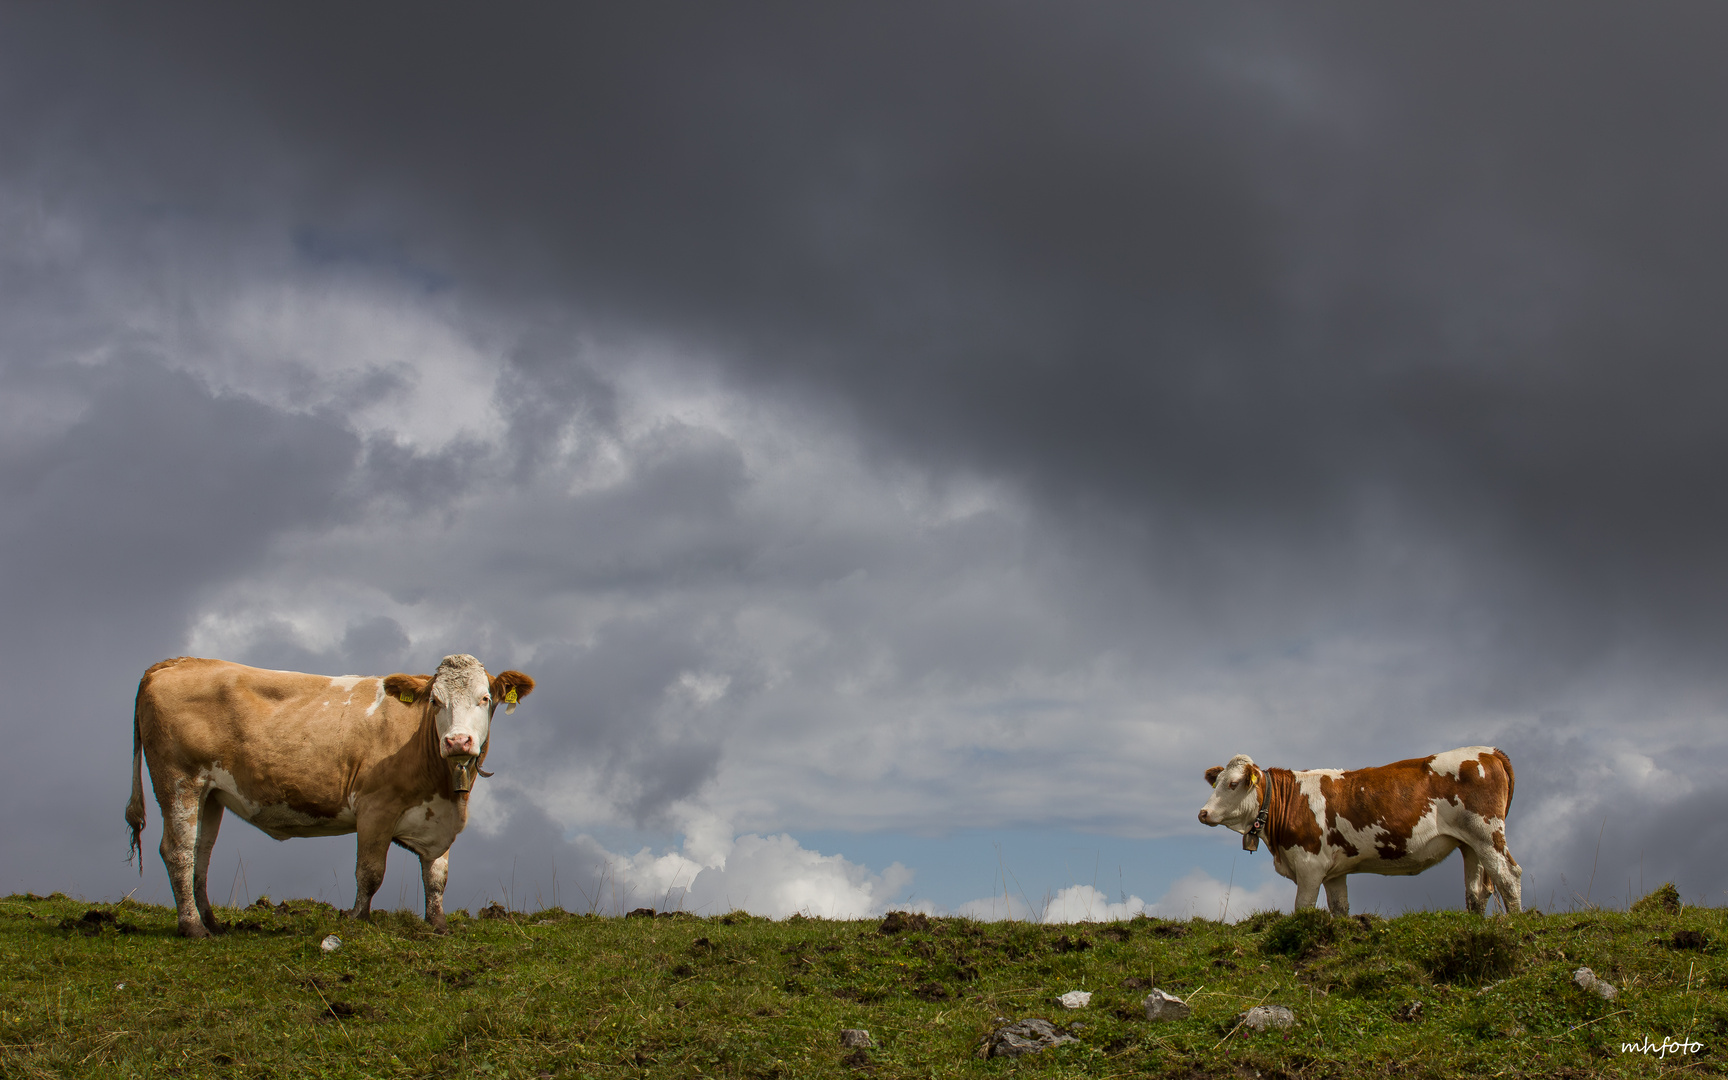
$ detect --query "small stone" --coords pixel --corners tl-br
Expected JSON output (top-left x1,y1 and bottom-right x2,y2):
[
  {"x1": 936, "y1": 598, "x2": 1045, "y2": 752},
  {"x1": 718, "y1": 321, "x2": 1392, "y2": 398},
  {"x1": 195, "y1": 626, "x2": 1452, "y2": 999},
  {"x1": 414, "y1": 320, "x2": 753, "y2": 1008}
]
[
  {"x1": 982, "y1": 1018, "x2": 1078, "y2": 1058},
  {"x1": 1233, "y1": 1005, "x2": 1296, "y2": 1031},
  {"x1": 839, "y1": 1029, "x2": 874, "y2": 1049},
  {"x1": 1573, "y1": 966, "x2": 1617, "y2": 1000},
  {"x1": 1393, "y1": 1000, "x2": 1423, "y2": 1022},
  {"x1": 1057, "y1": 990, "x2": 1092, "y2": 1009},
  {"x1": 1143, "y1": 988, "x2": 1191, "y2": 1021},
  {"x1": 320, "y1": 934, "x2": 342, "y2": 953}
]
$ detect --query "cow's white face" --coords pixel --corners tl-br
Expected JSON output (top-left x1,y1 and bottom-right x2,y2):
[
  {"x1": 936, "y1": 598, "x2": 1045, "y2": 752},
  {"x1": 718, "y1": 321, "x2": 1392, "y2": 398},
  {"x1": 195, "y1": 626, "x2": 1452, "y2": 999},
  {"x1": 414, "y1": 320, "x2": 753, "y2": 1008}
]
[
  {"x1": 1197, "y1": 754, "x2": 1261, "y2": 833},
  {"x1": 430, "y1": 655, "x2": 494, "y2": 762}
]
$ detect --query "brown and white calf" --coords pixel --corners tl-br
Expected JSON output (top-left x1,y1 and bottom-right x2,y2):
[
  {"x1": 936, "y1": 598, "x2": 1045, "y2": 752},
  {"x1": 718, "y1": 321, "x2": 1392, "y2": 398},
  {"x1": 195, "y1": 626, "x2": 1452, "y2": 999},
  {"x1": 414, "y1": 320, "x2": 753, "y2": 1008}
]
[
  {"x1": 125, "y1": 654, "x2": 533, "y2": 937},
  {"x1": 1197, "y1": 746, "x2": 1521, "y2": 916}
]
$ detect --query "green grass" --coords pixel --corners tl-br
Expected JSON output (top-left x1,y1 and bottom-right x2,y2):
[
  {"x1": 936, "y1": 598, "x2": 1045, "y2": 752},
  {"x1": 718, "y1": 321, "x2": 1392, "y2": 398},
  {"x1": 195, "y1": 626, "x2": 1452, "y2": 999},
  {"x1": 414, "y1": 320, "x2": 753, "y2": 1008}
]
[{"x1": 1, "y1": 890, "x2": 1723, "y2": 1078}]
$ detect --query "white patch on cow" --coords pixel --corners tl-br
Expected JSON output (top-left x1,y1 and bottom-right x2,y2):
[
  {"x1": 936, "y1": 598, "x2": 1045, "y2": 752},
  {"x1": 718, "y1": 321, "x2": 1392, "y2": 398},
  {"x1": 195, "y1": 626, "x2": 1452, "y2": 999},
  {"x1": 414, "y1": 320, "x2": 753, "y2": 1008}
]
[
  {"x1": 364, "y1": 678, "x2": 385, "y2": 716},
  {"x1": 1427, "y1": 745, "x2": 1495, "y2": 779},
  {"x1": 1295, "y1": 769, "x2": 1341, "y2": 836},
  {"x1": 328, "y1": 675, "x2": 363, "y2": 692},
  {"x1": 201, "y1": 765, "x2": 262, "y2": 818},
  {"x1": 392, "y1": 796, "x2": 462, "y2": 858}
]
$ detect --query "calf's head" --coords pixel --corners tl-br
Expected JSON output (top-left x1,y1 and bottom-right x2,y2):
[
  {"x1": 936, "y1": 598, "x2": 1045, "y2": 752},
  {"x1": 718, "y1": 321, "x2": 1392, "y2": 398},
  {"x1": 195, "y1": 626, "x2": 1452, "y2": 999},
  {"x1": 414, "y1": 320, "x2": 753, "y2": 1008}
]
[
  {"x1": 1197, "y1": 754, "x2": 1262, "y2": 832},
  {"x1": 384, "y1": 655, "x2": 535, "y2": 791}
]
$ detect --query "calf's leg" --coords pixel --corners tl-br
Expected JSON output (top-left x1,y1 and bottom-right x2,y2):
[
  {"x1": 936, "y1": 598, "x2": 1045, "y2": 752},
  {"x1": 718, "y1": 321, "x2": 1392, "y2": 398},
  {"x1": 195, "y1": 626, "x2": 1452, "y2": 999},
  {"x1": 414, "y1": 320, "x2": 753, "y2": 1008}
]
[
  {"x1": 420, "y1": 850, "x2": 451, "y2": 933},
  {"x1": 1323, "y1": 876, "x2": 1350, "y2": 917},
  {"x1": 191, "y1": 795, "x2": 226, "y2": 933}
]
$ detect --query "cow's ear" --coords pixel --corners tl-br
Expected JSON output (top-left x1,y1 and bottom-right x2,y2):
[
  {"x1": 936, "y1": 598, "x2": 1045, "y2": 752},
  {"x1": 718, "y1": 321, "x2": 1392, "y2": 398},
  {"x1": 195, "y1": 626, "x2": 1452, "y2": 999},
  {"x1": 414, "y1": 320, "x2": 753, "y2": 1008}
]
[
  {"x1": 491, "y1": 670, "x2": 535, "y2": 714},
  {"x1": 1205, "y1": 765, "x2": 1224, "y2": 787},
  {"x1": 383, "y1": 674, "x2": 431, "y2": 705}
]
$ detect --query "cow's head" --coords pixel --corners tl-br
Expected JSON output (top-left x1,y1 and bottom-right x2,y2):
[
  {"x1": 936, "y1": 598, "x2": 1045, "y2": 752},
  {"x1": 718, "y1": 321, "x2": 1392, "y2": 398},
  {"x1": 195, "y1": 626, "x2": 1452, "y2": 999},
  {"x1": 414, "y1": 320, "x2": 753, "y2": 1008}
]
[
  {"x1": 1198, "y1": 754, "x2": 1262, "y2": 832},
  {"x1": 385, "y1": 656, "x2": 535, "y2": 792}
]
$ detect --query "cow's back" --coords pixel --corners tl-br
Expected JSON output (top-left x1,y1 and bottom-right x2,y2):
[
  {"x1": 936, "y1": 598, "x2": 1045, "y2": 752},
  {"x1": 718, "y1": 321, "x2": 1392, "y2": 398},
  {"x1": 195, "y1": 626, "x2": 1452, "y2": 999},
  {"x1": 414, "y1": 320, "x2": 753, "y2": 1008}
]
[{"x1": 137, "y1": 658, "x2": 421, "y2": 823}]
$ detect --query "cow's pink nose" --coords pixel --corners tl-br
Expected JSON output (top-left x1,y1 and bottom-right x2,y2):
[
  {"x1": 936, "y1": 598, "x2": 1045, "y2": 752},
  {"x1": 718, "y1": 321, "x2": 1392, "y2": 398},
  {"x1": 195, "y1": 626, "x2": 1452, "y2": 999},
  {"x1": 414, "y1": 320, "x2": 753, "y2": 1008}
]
[{"x1": 445, "y1": 734, "x2": 475, "y2": 756}]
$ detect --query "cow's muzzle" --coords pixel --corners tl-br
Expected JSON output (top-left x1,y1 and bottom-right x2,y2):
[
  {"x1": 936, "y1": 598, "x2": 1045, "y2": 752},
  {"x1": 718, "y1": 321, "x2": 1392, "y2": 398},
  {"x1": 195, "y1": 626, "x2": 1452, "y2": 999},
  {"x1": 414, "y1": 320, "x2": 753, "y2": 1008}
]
[{"x1": 1198, "y1": 809, "x2": 1215, "y2": 825}]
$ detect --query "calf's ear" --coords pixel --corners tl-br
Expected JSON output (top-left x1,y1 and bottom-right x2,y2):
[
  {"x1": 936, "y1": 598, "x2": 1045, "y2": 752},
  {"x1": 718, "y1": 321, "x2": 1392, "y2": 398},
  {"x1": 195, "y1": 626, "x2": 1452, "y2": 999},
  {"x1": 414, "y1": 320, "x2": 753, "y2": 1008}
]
[
  {"x1": 491, "y1": 670, "x2": 535, "y2": 713},
  {"x1": 383, "y1": 674, "x2": 432, "y2": 704},
  {"x1": 1205, "y1": 765, "x2": 1224, "y2": 787}
]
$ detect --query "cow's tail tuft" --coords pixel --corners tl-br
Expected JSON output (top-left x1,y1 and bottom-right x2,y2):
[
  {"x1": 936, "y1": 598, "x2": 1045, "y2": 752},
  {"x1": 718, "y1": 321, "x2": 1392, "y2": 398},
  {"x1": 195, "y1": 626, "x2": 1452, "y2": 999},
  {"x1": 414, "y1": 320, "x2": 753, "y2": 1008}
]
[{"x1": 125, "y1": 682, "x2": 147, "y2": 873}]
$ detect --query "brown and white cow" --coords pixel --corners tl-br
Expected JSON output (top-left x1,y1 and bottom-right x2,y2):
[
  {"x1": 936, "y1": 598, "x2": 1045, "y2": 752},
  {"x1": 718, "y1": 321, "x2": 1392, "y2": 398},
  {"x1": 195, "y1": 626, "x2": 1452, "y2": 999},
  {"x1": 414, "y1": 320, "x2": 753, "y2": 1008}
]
[
  {"x1": 124, "y1": 654, "x2": 533, "y2": 938},
  {"x1": 1197, "y1": 746, "x2": 1521, "y2": 916}
]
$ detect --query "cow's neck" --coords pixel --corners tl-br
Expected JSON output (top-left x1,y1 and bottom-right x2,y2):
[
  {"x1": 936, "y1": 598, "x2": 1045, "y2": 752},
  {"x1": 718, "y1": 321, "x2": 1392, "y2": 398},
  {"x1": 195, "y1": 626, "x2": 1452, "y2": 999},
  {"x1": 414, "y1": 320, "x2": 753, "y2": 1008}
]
[{"x1": 1261, "y1": 768, "x2": 1300, "y2": 851}]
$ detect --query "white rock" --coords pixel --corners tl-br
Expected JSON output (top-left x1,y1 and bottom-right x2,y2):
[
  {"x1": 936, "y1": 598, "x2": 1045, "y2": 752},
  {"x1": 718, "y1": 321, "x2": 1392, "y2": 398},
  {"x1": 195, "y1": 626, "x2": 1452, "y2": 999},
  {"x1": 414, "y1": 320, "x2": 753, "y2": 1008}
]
[
  {"x1": 320, "y1": 934, "x2": 342, "y2": 953},
  {"x1": 1573, "y1": 966, "x2": 1617, "y2": 1000},
  {"x1": 1058, "y1": 990, "x2": 1092, "y2": 1009},
  {"x1": 1234, "y1": 1005, "x2": 1296, "y2": 1031},
  {"x1": 1143, "y1": 988, "x2": 1191, "y2": 1021},
  {"x1": 839, "y1": 1029, "x2": 873, "y2": 1048}
]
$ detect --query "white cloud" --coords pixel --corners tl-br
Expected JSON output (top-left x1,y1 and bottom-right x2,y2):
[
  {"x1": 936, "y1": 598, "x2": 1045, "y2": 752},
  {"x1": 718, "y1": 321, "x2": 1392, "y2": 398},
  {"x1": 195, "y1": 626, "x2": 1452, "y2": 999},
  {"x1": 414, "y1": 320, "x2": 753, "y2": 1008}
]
[
  {"x1": 1145, "y1": 867, "x2": 1289, "y2": 923},
  {"x1": 1039, "y1": 884, "x2": 1148, "y2": 923}
]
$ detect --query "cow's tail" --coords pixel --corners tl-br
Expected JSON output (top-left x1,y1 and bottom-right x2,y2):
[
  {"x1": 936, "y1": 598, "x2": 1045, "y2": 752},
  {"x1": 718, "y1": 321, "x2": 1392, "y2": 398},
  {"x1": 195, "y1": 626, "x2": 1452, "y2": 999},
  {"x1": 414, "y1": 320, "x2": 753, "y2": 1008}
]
[{"x1": 125, "y1": 682, "x2": 147, "y2": 873}]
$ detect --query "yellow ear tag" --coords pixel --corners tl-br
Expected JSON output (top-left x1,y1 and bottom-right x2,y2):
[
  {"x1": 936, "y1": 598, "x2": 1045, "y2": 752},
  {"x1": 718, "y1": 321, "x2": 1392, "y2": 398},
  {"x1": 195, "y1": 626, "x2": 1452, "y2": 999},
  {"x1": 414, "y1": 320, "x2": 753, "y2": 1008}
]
[
  {"x1": 504, "y1": 687, "x2": 518, "y2": 704},
  {"x1": 399, "y1": 691, "x2": 415, "y2": 704}
]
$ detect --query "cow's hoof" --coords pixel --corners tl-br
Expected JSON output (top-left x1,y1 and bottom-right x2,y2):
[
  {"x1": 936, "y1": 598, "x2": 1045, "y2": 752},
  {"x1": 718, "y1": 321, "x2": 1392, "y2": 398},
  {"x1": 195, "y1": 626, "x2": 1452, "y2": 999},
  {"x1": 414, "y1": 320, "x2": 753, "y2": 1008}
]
[
  {"x1": 429, "y1": 920, "x2": 449, "y2": 935},
  {"x1": 178, "y1": 920, "x2": 212, "y2": 939}
]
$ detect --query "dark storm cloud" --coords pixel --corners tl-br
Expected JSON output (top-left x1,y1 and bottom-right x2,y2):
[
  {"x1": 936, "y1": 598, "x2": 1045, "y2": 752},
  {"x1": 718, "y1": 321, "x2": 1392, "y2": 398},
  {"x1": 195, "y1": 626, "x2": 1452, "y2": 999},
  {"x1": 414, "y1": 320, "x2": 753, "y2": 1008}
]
[{"x1": 12, "y1": 3, "x2": 1728, "y2": 684}]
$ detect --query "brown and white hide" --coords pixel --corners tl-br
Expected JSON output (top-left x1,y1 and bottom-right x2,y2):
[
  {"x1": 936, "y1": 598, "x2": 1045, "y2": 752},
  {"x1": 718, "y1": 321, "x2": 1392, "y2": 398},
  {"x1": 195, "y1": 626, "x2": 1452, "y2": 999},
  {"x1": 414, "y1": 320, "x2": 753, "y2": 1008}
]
[
  {"x1": 124, "y1": 654, "x2": 534, "y2": 937},
  {"x1": 1197, "y1": 746, "x2": 1521, "y2": 916}
]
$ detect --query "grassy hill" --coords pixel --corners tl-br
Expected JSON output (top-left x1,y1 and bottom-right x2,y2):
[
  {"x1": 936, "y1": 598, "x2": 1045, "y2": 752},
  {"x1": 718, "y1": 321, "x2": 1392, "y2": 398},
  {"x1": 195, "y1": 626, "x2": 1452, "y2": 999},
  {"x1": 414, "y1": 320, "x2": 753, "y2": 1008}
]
[{"x1": 1, "y1": 889, "x2": 1721, "y2": 1078}]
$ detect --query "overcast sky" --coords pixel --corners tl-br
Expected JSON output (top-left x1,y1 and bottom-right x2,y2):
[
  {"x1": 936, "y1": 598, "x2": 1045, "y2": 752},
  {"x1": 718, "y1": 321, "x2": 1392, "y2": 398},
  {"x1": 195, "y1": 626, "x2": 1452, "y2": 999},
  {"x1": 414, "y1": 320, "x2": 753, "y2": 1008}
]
[{"x1": 4, "y1": 3, "x2": 1725, "y2": 921}]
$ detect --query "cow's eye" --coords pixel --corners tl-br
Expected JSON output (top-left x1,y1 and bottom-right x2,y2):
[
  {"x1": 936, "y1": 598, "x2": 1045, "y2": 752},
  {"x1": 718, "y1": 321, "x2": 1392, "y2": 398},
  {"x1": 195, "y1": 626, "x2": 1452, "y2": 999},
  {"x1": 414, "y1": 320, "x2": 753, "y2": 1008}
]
[{"x1": 1229, "y1": 780, "x2": 1238, "y2": 789}]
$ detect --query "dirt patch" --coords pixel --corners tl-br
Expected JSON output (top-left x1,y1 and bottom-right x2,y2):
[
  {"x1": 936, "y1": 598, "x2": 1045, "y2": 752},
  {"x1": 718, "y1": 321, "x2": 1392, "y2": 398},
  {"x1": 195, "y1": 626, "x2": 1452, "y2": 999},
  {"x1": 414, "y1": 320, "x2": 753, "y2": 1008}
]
[
  {"x1": 478, "y1": 902, "x2": 513, "y2": 920},
  {"x1": 1051, "y1": 934, "x2": 1091, "y2": 953},
  {"x1": 912, "y1": 982, "x2": 950, "y2": 1001},
  {"x1": 59, "y1": 908, "x2": 141, "y2": 936},
  {"x1": 1671, "y1": 929, "x2": 1708, "y2": 951},
  {"x1": 879, "y1": 911, "x2": 930, "y2": 934}
]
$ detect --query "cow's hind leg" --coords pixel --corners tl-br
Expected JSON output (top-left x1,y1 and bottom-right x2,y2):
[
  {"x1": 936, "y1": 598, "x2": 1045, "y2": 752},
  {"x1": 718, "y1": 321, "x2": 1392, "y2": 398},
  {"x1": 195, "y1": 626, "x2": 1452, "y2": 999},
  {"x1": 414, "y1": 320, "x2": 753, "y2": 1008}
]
[
  {"x1": 157, "y1": 779, "x2": 209, "y2": 938},
  {"x1": 347, "y1": 814, "x2": 393, "y2": 921},
  {"x1": 191, "y1": 795, "x2": 225, "y2": 934},
  {"x1": 1323, "y1": 876, "x2": 1350, "y2": 917},
  {"x1": 1462, "y1": 846, "x2": 1492, "y2": 914},
  {"x1": 420, "y1": 850, "x2": 450, "y2": 934}
]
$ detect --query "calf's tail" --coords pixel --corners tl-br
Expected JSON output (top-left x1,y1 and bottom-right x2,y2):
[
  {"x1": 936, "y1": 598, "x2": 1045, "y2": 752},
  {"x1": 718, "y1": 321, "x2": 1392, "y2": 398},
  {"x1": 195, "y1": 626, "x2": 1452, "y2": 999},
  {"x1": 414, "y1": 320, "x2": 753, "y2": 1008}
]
[{"x1": 125, "y1": 685, "x2": 147, "y2": 872}]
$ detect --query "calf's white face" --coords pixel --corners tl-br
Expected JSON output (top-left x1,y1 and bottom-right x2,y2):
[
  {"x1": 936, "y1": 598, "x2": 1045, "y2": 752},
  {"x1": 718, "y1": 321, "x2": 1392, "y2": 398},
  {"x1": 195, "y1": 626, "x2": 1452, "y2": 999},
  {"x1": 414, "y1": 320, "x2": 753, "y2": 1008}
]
[{"x1": 1197, "y1": 754, "x2": 1260, "y2": 832}]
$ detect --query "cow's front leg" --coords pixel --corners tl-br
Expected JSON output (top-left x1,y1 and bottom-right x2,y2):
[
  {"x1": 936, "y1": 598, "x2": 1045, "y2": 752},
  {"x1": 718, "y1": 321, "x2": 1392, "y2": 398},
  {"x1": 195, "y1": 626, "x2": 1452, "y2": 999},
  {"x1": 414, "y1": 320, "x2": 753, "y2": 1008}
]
[
  {"x1": 191, "y1": 795, "x2": 226, "y2": 934},
  {"x1": 347, "y1": 813, "x2": 393, "y2": 922},
  {"x1": 1291, "y1": 872, "x2": 1324, "y2": 911},
  {"x1": 1323, "y1": 876, "x2": 1350, "y2": 917},
  {"x1": 420, "y1": 850, "x2": 450, "y2": 933},
  {"x1": 157, "y1": 778, "x2": 209, "y2": 938}
]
